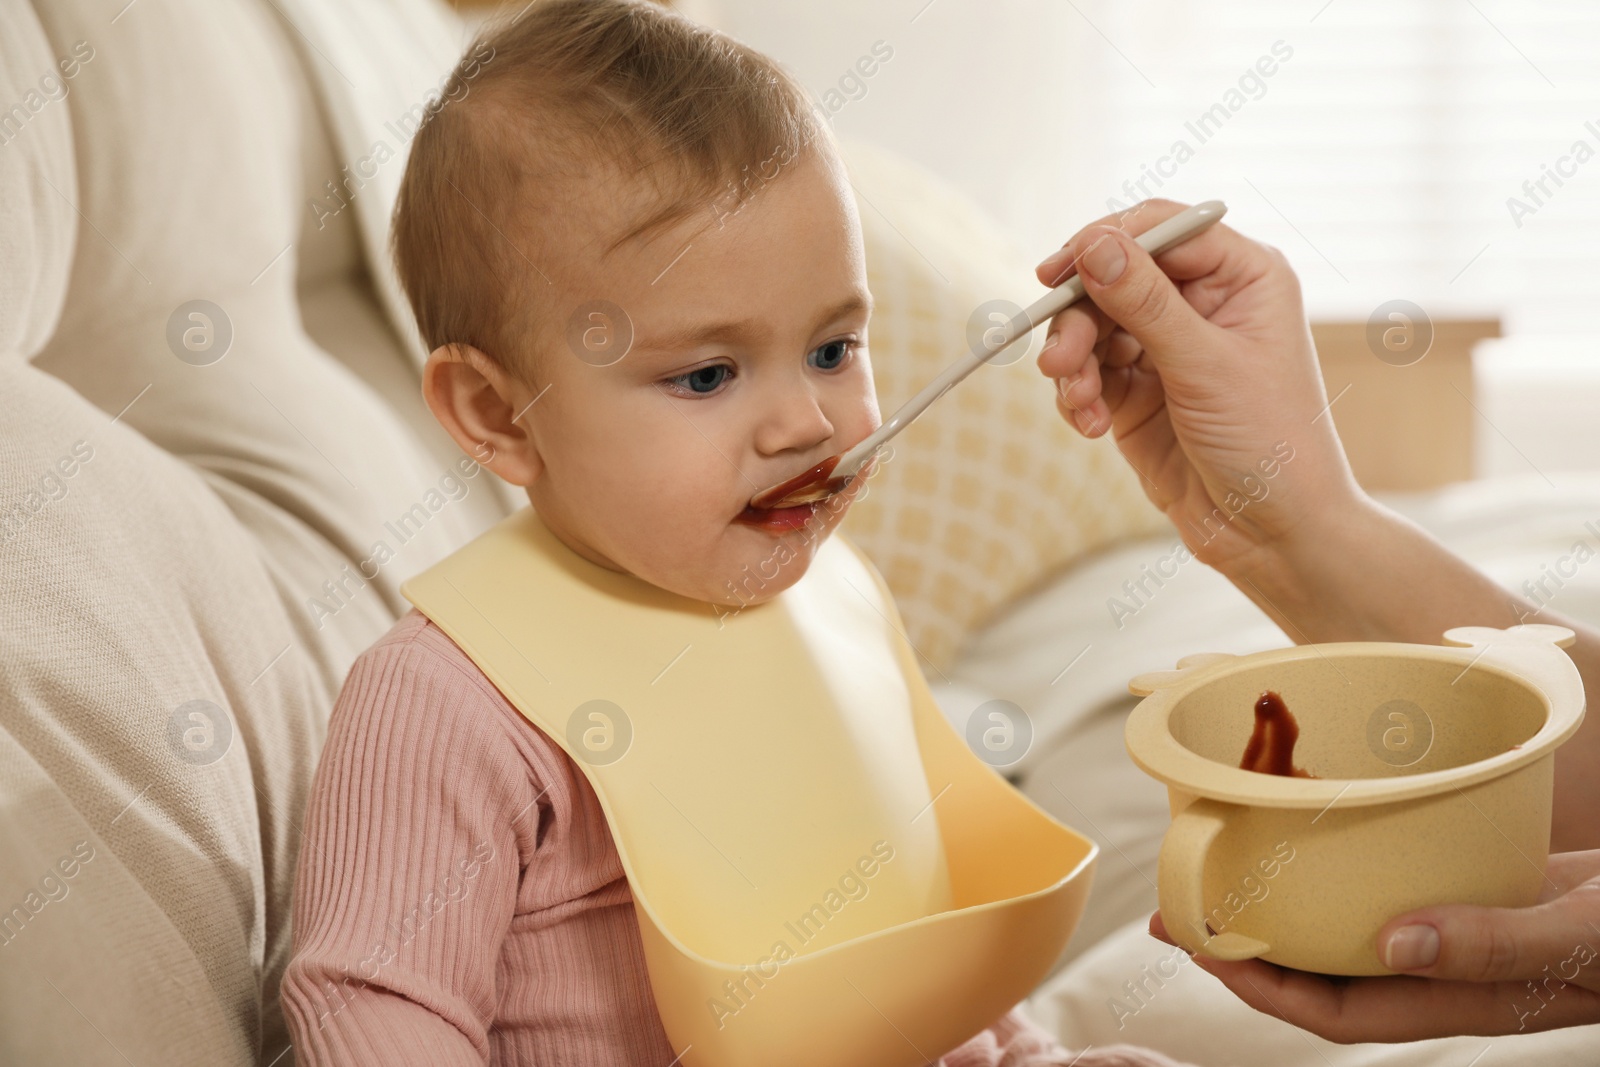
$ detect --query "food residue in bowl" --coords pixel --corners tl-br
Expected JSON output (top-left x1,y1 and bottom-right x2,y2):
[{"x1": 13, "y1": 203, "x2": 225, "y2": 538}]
[{"x1": 1239, "y1": 690, "x2": 1319, "y2": 778}]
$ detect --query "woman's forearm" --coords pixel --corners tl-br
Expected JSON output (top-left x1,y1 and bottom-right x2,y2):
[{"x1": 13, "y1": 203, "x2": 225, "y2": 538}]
[{"x1": 1223, "y1": 494, "x2": 1600, "y2": 853}]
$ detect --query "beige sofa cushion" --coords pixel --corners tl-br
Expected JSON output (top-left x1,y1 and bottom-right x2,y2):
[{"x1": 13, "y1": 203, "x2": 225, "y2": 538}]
[
  {"x1": 26, "y1": 0, "x2": 509, "y2": 686},
  {"x1": 5, "y1": 0, "x2": 506, "y2": 1062},
  {"x1": 0, "y1": 360, "x2": 321, "y2": 1066},
  {"x1": 0, "y1": 4, "x2": 74, "y2": 365}
]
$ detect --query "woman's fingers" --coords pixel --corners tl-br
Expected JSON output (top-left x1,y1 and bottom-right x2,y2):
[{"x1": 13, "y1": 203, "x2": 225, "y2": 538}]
[
  {"x1": 1037, "y1": 308, "x2": 1093, "y2": 378},
  {"x1": 1034, "y1": 195, "x2": 1351, "y2": 578},
  {"x1": 1200, "y1": 958, "x2": 1600, "y2": 1041},
  {"x1": 1054, "y1": 349, "x2": 1103, "y2": 411},
  {"x1": 1153, "y1": 909, "x2": 1556, "y2": 1041},
  {"x1": 1152, "y1": 878, "x2": 1600, "y2": 1041},
  {"x1": 1037, "y1": 303, "x2": 1116, "y2": 378},
  {"x1": 1035, "y1": 199, "x2": 1190, "y2": 287},
  {"x1": 1064, "y1": 225, "x2": 1221, "y2": 367},
  {"x1": 1040, "y1": 303, "x2": 1119, "y2": 437},
  {"x1": 1147, "y1": 913, "x2": 1366, "y2": 1037},
  {"x1": 1102, "y1": 328, "x2": 1144, "y2": 369},
  {"x1": 1037, "y1": 197, "x2": 1279, "y2": 321},
  {"x1": 1541, "y1": 848, "x2": 1600, "y2": 898},
  {"x1": 1377, "y1": 888, "x2": 1600, "y2": 985},
  {"x1": 1056, "y1": 368, "x2": 1111, "y2": 438}
]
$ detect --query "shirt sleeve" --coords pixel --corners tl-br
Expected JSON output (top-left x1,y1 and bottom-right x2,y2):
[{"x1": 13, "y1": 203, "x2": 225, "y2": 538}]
[
  {"x1": 280, "y1": 624, "x2": 546, "y2": 1066},
  {"x1": 936, "y1": 1006, "x2": 1195, "y2": 1067}
]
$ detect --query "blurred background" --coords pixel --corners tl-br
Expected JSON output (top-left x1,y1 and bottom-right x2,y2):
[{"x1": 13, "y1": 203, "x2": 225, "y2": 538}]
[{"x1": 457, "y1": 0, "x2": 1600, "y2": 489}]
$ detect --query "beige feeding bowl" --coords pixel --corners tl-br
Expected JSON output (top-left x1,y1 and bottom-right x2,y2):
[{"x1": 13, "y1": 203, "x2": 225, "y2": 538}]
[{"x1": 1123, "y1": 624, "x2": 1586, "y2": 975}]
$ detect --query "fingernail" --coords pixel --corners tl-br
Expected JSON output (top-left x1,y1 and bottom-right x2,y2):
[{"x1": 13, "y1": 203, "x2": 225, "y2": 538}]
[
  {"x1": 1383, "y1": 924, "x2": 1439, "y2": 970},
  {"x1": 1081, "y1": 234, "x2": 1127, "y2": 286},
  {"x1": 1057, "y1": 373, "x2": 1079, "y2": 407},
  {"x1": 1072, "y1": 408, "x2": 1095, "y2": 434},
  {"x1": 1043, "y1": 329, "x2": 1059, "y2": 355}
]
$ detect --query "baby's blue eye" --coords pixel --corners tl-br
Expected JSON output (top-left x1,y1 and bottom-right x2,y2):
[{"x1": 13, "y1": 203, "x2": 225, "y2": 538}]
[
  {"x1": 669, "y1": 364, "x2": 731, "y2": 394},
  {"x1": 810, "y1": 340, "x2": 852, "y2": 370}
]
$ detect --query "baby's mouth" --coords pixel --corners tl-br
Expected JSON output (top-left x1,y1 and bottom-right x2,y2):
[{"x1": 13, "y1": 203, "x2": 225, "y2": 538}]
[
  {"x1": 739, "y1": 450, "x2": 878, "y2": 530},
  {"x1": 733, "y1": 499, "x2": 820, "y2": 531},
  {"x1": 749, "y1": 450, "x2": 880, "y2": 511}
]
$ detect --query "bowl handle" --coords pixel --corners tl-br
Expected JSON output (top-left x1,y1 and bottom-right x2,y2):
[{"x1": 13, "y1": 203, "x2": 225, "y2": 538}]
[{"x1": 1159, "y1": 797, "x2": 1272, "y2": 961}]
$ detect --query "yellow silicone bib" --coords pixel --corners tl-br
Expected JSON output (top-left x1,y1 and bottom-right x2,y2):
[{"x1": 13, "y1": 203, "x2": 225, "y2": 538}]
[{"x1": 400, "y1": 507, "x2": 1096, "y2": 1067}]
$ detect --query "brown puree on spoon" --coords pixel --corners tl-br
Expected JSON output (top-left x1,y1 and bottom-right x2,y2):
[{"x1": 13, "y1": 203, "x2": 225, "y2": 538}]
[
  {"x1": 749, "y1": 451, "x2": 881, "y2": 511},
  {"x1": 1239, "y1": 691, "x2": 1319, "y2": 779},
  {"x1": 749, "y1": 455, "x2": 844, "y2": 510}
]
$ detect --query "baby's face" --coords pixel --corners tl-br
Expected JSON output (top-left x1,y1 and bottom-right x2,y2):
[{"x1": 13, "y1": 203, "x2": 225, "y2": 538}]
[{"x1": 520, "y1": 149, "x2": 881, "y2": 607}]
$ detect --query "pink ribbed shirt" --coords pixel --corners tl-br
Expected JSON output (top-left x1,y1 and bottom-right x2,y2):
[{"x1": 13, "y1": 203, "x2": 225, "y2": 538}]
[{"x1": 280, "y1": 608, "x2": 1184, "y2": 1067}]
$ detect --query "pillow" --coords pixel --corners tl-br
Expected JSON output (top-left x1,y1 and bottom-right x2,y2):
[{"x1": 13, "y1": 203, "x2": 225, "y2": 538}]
[
  {"x1": 25, "y1": 0, "x2": 506, "y2": 683},
  {"x1": 0, "y1": 0, "x2": 73, "y2": 365},
  {"x1": 6, "y1": 0, "x2": 503, "y2": 1060},
  {"x1": 835, "y1": 137, "x2": 1171, "y2": 673},
  {"x1": 0, "y1": 359, "x2": 323, "y2": 1066}
]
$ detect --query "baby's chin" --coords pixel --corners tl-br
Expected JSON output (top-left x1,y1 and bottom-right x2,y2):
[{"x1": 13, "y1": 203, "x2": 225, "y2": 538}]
[
  {"x1": 626, "y1": 508, "x2": 840, "y2": 609},
  {"x1": 632, "y1": 547, "x2": 818, "y2": 609},
  {"x1": 549, "y1": 493, "x2": 852, "y2": 606},
  {"x1": 706, "y1": 503, "x2": 850, "y2": 600}
]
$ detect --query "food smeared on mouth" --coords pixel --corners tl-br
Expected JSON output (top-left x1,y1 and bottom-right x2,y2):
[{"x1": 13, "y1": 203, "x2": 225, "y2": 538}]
[
  {"x1": 748, "y1": 455, "x2": 848, "y2": 510},
  {"x1": 734, "y1": 500, "x2": 820, "y2": 531}
]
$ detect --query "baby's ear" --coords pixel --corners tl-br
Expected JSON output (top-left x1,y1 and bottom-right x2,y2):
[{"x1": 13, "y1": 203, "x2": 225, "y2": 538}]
[{"x1": 421, "y1": 343, "x2": 544, "y2": 488}]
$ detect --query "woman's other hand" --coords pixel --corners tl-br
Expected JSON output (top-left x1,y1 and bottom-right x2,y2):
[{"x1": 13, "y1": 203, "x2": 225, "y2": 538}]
[{"x1": 1147, "y1": 849, "x2": 1600, "y2": 1041}]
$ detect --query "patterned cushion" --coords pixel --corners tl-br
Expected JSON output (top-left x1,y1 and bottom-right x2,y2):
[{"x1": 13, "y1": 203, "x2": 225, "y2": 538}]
[{"x1": 836, "y1": 137, "x2": 1171, "y2": 673}]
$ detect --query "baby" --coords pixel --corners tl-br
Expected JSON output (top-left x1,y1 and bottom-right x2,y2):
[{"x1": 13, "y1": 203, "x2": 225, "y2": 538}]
[{"x1": 280, "y1": 2, "x2": 1191, "y2": 1065}]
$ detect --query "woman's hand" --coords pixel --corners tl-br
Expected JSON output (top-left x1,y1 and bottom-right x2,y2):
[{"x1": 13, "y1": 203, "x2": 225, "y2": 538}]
[
  {"x1": 1045, "y1": 202, "x2": 1600, "y2": 1039},
  {"x1": 1034, "y1": 199, "x2": 1361, "y2": 579},
  {"x1": 1148, "y1": 849, "x2": 1600, "y2": 1041}
]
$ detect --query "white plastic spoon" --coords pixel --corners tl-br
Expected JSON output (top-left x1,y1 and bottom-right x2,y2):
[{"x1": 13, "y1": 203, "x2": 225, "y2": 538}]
[{"x1": 748, "y1": 199, "x2": 1228, "y2": 511}]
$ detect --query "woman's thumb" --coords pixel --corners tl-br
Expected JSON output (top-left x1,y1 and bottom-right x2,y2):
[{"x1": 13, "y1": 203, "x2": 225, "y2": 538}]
[
  {"x1": 1378, "y1": 898, "x2": 1589, "y2": 982},
  {"x1": 1071, "y1": 225, "x2": 1213, "y2": 357}
]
